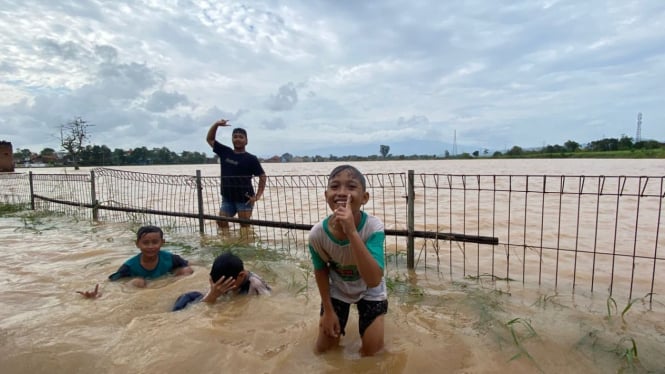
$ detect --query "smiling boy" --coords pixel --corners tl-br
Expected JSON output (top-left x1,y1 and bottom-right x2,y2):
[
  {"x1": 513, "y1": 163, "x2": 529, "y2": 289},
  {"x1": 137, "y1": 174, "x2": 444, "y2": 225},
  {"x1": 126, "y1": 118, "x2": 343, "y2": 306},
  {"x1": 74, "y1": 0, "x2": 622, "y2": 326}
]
[
  {"x1": 308, "y1": 165, "x2": 388, "y2": 357},
  {"x1": 108, "y1": 225, "x2": 193, "y2": 288}
]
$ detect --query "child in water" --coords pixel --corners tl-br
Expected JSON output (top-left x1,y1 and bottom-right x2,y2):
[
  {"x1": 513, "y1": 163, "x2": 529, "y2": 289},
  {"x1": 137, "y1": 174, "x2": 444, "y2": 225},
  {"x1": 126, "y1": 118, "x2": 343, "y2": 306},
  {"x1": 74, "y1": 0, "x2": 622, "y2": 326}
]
[
  {"x1": 78, "y1": 225, "x2": 193, "y2": 298},
  {"x1": 308, "y1": 164, "x2": 388, "y2": 357},
  {"x1": 172, "y1": 251, "x2": 271, "y2": 311},
  {"x1": 108, "y1": 225, "x2": 193, "y2": 287}
]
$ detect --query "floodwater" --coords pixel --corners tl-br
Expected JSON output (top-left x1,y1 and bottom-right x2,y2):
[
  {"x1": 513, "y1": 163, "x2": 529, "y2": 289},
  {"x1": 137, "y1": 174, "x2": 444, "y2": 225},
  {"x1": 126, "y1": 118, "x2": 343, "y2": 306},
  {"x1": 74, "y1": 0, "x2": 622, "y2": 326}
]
[{"x1": 1, "y1": 159, "x2": 664, "y2": 373}]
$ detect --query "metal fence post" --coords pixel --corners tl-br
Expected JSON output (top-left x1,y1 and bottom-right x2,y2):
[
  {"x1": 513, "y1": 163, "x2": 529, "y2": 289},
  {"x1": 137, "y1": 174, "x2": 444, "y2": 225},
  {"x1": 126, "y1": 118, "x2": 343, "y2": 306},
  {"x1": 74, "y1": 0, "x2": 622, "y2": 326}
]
[
  {"x1": 196, "y1": 170, "x2": 204, "y2": 234},
  {"x1": 29, "y1": 171, "x2": 35, "y2": 210},
  {"x1": 407, "y1": 169, "x2": 415, "y2": 269},
  {"x1": 90, "y1": 170, "x2": 98, "y2": 221}
]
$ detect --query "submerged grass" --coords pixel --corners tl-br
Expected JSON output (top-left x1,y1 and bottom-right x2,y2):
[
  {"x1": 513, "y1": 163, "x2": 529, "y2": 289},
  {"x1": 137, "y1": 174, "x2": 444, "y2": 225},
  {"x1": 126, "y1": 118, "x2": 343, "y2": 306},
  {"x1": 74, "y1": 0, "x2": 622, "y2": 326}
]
[
  {"x1": 505, "y1": 317, "x2": 540, "y2": 370},
  {"x1": 385, "y1": 272, "x2": 425, "y2": 303},
  {"x1": 444, "y1": 277, "x2": 663, "y2": 372},
  {"x1": 571, "y1": 294, "x2": 661, "y2": 372},
  {"x1": 0, "y1": 202, "x2": 30, "y2": 215}
]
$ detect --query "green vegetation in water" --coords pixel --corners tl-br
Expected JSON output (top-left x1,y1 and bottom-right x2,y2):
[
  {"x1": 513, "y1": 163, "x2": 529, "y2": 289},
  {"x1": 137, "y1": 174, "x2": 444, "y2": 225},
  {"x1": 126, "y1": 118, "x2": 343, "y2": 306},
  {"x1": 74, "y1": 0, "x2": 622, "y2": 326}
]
[
  {"x1": 385, "y1": 272, "x2": 425, "y2": 303},
  {"x1": 0, "y1": 203, "x2": 30, "y2": 216},
  {"x1": 0, "y1": 204, "x2": 66, "y2": 234},
  {"x1": 572, "y1": 294, "x2": 660, "y2": 372},
  {"x1": 605, "y1": 293, "x2": 652, "y2": 322},
  {"x1": 531, "y1": 292, "x2": 568, "y2": 310},
  {"x1": 576, "y1": 330, "x2": 643, "y2": 373},
  {"x1": 163, "y1": 241, "x2": 198, "y2": 256},
  {"x1": 440, "y1": 278, "x2": 662, "y2": 372},
  {"x1": 465, "y1": 273, "x2": 515, "y2": 283},
  {"x1": 284, "y1": 264, "x2": 312, "y2": 298},
  {"x1": 505, "y1": 317, "x2": 540, "y2": 369}
]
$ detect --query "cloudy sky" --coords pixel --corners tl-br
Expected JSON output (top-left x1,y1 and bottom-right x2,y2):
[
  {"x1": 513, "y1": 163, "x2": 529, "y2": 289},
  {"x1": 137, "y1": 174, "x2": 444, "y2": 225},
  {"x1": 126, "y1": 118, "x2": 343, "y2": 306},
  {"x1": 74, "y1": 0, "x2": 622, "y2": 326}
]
[{"x1": 1, "y1": 1, "x2": 664, "y2": 158}]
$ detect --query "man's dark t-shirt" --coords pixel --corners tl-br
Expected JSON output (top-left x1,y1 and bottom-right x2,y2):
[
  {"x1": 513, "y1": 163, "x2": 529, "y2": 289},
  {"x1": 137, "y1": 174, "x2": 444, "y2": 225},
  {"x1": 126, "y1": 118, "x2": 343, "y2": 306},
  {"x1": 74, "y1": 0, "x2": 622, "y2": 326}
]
[{"x1": 213, "y1": 141, "x2": 265, "y2": 202}]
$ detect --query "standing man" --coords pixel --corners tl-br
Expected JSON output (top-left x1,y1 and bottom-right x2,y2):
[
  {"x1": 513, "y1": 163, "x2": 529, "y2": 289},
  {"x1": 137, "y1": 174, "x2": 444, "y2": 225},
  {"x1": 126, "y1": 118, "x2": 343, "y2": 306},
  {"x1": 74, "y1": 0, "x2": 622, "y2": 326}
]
[{"x1": 206, "y1": 119, "x2": 267, "y2": 232}]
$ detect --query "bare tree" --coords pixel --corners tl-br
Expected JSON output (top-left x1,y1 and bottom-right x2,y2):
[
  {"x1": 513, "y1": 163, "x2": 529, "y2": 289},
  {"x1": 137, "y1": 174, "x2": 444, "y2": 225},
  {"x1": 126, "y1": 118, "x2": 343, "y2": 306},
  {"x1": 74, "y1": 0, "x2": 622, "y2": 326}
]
[
  {"x1": 60, "y1": 117, "x2": 92, "y2": 170},
  {"x1": 380, "y1": 144, "x2": 390, "y2": 158}
]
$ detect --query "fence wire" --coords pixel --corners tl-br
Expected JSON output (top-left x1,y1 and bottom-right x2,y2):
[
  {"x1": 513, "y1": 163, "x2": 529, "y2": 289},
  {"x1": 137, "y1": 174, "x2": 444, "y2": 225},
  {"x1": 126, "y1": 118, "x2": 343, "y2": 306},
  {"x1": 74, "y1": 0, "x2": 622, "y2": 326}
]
[{"x1": 1, "y1": 168, "x2": 663, "y2": 307}]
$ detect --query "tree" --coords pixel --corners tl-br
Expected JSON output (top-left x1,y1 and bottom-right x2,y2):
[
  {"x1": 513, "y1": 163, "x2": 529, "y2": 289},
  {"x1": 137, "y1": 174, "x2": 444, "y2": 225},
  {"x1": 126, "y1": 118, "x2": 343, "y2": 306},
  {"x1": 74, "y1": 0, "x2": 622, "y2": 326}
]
[
  {"x1": 280, "y1": 152, "x2": 293, "y2": 162},
  {"x1": 60, "y1": 117, "x2": 92, "y2": 170},
  {"x1": 618, "y1": 135, "x2": 634, "y2": 151},
  {"x1": 14, "y1": 148, "x2": 33, "y2": 162},
  {"x1": 112, "y1": 148, "x2": 127, "y2": 165},
  {"x1": 380, "y1": 145, "x2": 390, "y2": 158},
  {"x1": 563, "y1": 140, "x2": 580, "y2": 153},
  {"x1": 506, "y1": 146, "x2": 524, "y2": 156},
  {"x1": 153, "y1": 147, "x2": 177, "y2": 164},
  {"x1": 127, "y1": 146, "x2": 149, "y2": 164}
]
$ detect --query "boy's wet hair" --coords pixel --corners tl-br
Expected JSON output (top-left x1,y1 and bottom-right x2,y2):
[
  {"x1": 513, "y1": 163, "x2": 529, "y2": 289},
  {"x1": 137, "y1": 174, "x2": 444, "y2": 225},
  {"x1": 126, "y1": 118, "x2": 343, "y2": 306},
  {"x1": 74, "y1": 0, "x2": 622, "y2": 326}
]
[
  {"x1": 328, "y1": 164, "x2": 366, "y2": 191},
  {"x1": 232, "y1": 128, "x2": 247, "y2": 136},
  {"x1": 210, "y1": 252, "x2": 244, "y2": 282},
  {"x1": 136, "y1": 225, "x2": 164, "y2": 240}
]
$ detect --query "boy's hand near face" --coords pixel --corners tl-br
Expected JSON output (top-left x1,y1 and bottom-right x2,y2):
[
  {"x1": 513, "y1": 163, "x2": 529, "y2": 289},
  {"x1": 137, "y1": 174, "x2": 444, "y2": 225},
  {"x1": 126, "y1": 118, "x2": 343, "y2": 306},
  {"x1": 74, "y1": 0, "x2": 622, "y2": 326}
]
[
  {"x1": 203, "y1": 275, "x2": 236, "y2": 303},
  {"x1": 334, "y1": 195, "x2": 355, "y2": 234}
]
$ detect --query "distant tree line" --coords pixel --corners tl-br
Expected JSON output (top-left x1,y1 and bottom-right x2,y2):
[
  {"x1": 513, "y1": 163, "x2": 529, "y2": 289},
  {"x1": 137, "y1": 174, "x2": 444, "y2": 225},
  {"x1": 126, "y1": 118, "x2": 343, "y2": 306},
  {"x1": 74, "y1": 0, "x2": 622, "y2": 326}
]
[
  {"x1": 13, "y1": 134, "x2": 664, "y2": 167},
  {"x1": 11, "y1": 115, "x2": 665, "y2": 167},
  {"x1": 14, "y1": 145, "x2": 209, "y2": 166},
  {"x1": 13, "y1": 117, "x2": 209, "y2": 167},
  {"x1": 492, "y1": 136, "x2": 663, "y2": 159}
]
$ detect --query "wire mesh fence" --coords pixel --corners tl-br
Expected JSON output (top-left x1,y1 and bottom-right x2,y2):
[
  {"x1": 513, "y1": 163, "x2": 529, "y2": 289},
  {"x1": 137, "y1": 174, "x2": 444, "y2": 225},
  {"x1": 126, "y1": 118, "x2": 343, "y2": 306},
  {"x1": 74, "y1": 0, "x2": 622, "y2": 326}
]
[{"x1": 1, "y1": 168, "x2": 663, "y2": 307}]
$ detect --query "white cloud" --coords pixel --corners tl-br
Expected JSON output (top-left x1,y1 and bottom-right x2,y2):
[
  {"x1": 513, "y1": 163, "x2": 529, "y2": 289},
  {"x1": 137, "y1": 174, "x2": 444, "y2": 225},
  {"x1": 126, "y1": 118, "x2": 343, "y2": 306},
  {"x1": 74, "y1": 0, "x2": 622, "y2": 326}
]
[{"x1": 1, "y1": 0, "x2": 664, "y2": 158}]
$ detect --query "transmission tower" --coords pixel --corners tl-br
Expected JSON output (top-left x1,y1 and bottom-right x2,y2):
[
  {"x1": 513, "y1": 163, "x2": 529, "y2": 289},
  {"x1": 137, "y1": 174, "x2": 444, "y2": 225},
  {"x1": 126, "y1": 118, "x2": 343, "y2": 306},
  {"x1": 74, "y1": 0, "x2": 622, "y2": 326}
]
[{"x1": 636, "y1": 112, "x2": 642, "y2": 142}]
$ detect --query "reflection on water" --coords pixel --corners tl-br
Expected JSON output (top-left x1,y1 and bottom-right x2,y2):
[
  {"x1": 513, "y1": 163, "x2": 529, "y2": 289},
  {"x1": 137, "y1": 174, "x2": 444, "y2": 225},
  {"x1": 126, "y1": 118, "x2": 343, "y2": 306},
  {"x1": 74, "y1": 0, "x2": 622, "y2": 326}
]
[{"x1": 1, "y1": 213, "x2": 664, "y2": 373}]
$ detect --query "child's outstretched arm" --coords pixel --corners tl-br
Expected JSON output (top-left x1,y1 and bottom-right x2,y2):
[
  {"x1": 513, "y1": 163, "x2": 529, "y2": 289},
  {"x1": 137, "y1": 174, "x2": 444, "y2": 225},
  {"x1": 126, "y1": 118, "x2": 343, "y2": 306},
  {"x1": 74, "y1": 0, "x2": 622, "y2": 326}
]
[
  {"x1": 174, "y1": 265, "x2": 193, "y2": 276},
  {"x1": 76, "y1": 283, "x2": 101, "y2": 299},
  {"x1": 171, "y1": 254, "x2": 194, "y2": 276}
]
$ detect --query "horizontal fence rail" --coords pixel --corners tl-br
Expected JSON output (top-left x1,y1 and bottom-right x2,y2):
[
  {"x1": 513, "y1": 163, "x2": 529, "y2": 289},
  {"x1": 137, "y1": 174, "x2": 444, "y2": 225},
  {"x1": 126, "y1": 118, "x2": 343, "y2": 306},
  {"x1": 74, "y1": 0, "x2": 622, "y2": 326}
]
[{"x1": 0, "y1": 168, "x2": 663, "y2": 307}]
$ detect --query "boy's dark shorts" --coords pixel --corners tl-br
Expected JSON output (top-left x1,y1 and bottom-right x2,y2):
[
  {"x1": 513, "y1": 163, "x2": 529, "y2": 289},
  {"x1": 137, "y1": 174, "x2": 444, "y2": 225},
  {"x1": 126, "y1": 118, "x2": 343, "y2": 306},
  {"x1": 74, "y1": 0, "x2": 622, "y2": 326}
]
[
  {"x1": 172, "y1": 291, "x2": 204, "y2": 311},
  {"x1": 320, "y1": 297, "x2": 388, "y2": 337}
]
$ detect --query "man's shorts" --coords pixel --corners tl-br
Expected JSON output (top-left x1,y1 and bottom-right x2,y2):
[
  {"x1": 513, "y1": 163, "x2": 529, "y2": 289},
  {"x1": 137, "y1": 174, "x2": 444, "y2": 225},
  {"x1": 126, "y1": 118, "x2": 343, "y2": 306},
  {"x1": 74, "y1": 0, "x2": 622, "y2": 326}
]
[
  {"x1": 320, "y1": 297, "x2": 388, "y2": 337},
  {"x1": 220, "y1": 198, "x2": 254, "y2": 216}
]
